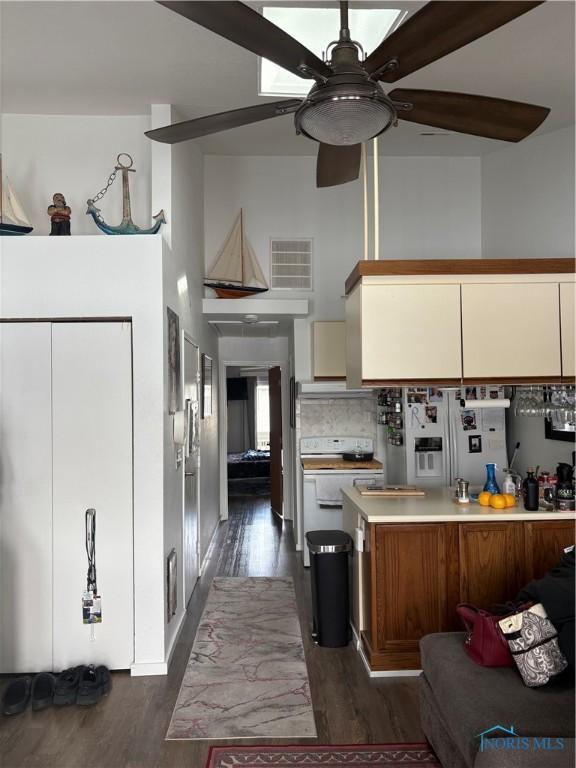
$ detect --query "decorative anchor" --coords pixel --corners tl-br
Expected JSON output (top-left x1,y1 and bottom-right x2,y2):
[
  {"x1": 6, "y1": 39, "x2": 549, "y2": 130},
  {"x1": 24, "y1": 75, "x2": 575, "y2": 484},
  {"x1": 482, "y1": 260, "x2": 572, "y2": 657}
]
[{"x1": 86, "y1": 153, "x2": 166, "y2": 235}]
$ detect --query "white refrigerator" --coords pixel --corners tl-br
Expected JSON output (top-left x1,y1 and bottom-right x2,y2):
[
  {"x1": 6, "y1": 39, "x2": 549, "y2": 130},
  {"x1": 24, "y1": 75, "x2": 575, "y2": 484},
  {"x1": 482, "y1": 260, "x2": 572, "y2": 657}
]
[{"x1": 401, "y1": 386, "x2": 508, "y2": 489}]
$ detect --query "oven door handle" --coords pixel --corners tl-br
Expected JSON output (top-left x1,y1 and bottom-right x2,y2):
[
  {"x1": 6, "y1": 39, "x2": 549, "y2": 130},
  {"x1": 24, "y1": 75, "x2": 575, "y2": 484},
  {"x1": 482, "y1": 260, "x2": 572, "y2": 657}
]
[
  {"x1": 353, "y1": 477, "x2": 378, "y2": 487},
  {"x1": 317, "y1": 501, "x2": 343, "y2": 508}
]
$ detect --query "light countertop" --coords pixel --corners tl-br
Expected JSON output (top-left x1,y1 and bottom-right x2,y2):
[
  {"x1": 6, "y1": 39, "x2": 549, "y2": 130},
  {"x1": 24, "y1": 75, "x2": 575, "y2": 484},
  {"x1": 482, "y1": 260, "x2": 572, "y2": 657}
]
[{"x1": 342, "y1": 486, "x2": 576, "y2": 524}]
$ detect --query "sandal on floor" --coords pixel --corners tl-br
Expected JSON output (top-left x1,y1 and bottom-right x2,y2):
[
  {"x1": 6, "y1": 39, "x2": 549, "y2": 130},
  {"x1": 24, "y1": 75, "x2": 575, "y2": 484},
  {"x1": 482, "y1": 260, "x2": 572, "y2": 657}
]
[
  {"x1": 77, "y1": 664, "x2": 111, "y2": 706},
  {"x1": 2, "y1": 676, "x2": 32, "y2": 716},
  {"x1": 53, "y1": 665, "x2": 84, "y2": 707},
  {"x1": 31, "y1": 672, "x2": 55, "y2": 711}
]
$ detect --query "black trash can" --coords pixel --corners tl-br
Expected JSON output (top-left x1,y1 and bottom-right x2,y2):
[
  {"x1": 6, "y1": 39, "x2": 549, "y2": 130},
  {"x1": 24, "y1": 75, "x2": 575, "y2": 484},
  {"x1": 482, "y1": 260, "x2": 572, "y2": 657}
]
[{"x1": 306, "y1": 530, "x2": 352, "y2": 648}]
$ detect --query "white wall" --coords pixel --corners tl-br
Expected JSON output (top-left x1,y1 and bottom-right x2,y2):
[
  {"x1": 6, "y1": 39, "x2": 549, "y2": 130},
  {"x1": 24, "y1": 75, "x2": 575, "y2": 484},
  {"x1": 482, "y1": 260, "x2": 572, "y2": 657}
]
[
  {"x1": 482, "y1": 126, "x2": 575, "y2": 259},
  {"x1": 0, "y1": 236, "x2": 165, "y2": 671},
  {"x1": 204, "y1": 155, "x2": 482, "y2": 321},
  {"x1": 1, "y1": 114, "x2": 151, "y2": 236},
  {"x1": 152, "y1": 107, "x2": 220, "y2": 661},
  {"x1": 1, "y1": 107, "x2": 222, "y2": 674},
  {"x1": 506, "y1": 411, "x2": 574, "y2": 479}
]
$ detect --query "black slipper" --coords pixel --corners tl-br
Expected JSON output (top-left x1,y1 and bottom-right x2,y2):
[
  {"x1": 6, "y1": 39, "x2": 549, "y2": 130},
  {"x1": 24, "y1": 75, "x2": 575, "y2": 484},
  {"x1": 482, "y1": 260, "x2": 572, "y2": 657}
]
[
  {"x1": 53, "y1": 665, "x2": 84, "y2": 707},
  {"x1": 31, "y1": 672, "x2": 55, "y2": 711},
  {"x1": 77, "y1": 665, "x2": 111, "y2": 706},
  {"x1": 2, "y1": 676, "x2": 32, "y2": 715}
]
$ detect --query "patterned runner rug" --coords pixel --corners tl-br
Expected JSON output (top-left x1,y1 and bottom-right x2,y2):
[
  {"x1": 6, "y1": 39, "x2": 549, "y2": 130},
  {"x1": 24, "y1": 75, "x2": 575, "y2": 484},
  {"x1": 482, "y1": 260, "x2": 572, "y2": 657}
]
[
  {"x1": 205, "y1": 743, "x2": 440, "y2": 767},
  {"x1": 167, "y1": 577, "x2": 317, "y2": 740}
]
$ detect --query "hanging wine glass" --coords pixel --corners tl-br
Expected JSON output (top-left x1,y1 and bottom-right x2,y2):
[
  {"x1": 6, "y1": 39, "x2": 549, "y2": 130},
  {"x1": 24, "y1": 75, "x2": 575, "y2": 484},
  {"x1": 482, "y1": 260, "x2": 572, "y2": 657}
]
[{"x1": 514, "y1": 388, "x2": 527, "y2": 417}]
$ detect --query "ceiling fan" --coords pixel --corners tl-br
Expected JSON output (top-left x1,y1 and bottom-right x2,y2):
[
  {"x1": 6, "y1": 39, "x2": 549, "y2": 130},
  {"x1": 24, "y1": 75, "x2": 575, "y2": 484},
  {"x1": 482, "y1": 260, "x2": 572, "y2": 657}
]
[{"x1": 146, "y1": 1, "x2": 550, "y2": 188}]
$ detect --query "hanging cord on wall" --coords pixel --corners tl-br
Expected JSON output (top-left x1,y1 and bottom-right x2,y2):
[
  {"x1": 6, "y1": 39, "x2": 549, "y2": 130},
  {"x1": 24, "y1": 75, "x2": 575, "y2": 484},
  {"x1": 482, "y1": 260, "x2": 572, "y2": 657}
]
[{"x1": 85, "y1": 508, "x2": 97, "y2": 594}]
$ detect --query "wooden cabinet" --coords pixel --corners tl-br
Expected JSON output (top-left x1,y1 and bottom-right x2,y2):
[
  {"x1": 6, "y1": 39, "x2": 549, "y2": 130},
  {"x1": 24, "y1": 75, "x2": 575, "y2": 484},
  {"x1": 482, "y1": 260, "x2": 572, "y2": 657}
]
[
  {"x1": 361, "y1": 518, "x2": 575, "y2": 672},
  {"x1": 313, "y1": 321, "x2": 346, "y2": 379},
  {"x1": 560, "y1": 283, "x2": 575, "y2": 377},
  {"x1": 344, "y1": 259, "x2": 574, "y2": 386},
  {"x1": 363, "y1": 522, "x2": 459, "y2": 671},
  {"x1": 346, "y1": 283, "x2": 462, "y2": 387},
  {"x1": 461, "y1": 283, "x2": 561, "y2": 380},
  {"x1": 458, "y1": 522, "x2": 525, "y2": 607},
  {"x1": 524, "y1": 520, "x2": 575, "y2": 579}
]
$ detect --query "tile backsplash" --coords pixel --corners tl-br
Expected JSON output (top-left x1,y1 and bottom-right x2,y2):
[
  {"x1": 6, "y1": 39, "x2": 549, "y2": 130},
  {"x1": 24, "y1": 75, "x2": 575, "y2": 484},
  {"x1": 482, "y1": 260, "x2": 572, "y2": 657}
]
[{"x1": 299, "y1": 397, "x2": 377, "y2": 440}]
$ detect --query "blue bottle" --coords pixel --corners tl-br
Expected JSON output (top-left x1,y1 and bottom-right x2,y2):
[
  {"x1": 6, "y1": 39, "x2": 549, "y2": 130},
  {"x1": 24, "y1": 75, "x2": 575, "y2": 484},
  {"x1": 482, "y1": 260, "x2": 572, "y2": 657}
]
[{"x1": 483, "y1": 463, "x2": 501, "y2": 494}]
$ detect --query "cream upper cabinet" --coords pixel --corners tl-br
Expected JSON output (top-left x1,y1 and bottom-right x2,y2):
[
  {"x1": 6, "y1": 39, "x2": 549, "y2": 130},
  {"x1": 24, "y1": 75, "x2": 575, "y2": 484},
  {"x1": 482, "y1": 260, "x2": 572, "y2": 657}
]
[
  {"x1": 345, "y1": 260, "x2": 574, "y2": 386},
  {"x1": 313, "y1": 321, "x2": 346, "y2": 378},
  {"x1": 348, "y1": 283, "x2": 462, "y2": 385},
  {"x1": 560, "y1": 283, "x2": 575, "y2": 377},
  {"x1": 461, "y1": 283, "x2": 561, "y2": 379}
]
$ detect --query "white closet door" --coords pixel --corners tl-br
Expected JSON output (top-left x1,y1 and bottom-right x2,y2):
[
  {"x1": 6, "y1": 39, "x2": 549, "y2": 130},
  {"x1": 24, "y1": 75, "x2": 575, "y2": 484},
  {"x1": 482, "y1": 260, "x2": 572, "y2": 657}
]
[
  {"x1": 0, "y1": 323, "x2": 53, "y2": 673},
  {"x1": 52, "y1": 322, "x2": 134, "y2": 670}
]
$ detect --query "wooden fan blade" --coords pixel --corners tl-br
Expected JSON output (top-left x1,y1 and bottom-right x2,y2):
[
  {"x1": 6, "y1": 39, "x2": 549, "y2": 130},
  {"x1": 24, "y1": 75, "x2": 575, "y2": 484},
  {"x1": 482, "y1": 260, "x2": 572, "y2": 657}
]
[
  {"x1": 157, "y1": 1, "x2": 331, "y2": 81},
  {"x1": 145, "y1": 100, "x2": 302, "y2": 144},
  {"x1": 390, "y1": 89, "x2": 550, "y2": 142},
  {"x1": 365, "y1": 1, "x2": 543, "y2": 81},
  {"x1": 316, "y1": 143, "x2": 361, "y2": 188}
]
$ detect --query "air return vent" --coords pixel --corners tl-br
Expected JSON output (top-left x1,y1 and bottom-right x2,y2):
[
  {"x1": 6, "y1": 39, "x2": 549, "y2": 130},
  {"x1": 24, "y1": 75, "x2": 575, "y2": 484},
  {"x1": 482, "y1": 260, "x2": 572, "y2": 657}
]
[{"x1": 270, "y1": 239, "x2": 313, "y2": 290}]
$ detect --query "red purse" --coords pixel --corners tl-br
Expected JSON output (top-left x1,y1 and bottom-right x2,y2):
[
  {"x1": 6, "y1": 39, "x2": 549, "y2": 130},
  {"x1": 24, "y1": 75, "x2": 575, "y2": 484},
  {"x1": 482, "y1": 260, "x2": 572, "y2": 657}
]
[{"x1": 456, "y1": 603, "x2": 515, "y2": 667}]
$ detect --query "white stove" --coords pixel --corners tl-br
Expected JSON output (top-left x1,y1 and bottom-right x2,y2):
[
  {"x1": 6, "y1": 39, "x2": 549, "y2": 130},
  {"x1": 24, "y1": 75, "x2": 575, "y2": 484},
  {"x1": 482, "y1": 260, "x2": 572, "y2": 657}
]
[{"x1": 300, "y1": 437, "x2": 383, "y2": 566}]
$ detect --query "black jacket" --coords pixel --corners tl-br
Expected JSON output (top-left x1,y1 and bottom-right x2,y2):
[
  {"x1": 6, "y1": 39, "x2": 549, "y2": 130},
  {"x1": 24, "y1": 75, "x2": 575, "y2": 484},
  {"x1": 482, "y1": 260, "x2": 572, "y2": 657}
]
[{"x1": 517, "y1": 548, "x2": 575, "y2": 673}]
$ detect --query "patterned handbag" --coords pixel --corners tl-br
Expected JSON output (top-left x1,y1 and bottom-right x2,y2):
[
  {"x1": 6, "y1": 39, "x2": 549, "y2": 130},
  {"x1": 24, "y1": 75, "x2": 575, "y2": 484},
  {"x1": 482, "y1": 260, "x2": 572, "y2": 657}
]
[{"x1": 499, "y1": 603, "x2": 568, "y2": 687}]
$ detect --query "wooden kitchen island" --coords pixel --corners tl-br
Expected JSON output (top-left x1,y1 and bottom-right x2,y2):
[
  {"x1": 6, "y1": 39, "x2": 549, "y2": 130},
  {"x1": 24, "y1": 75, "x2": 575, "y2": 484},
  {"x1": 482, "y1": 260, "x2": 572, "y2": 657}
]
[{"x1": 342, "y1": 487, "x2": 576, "y2": 675}]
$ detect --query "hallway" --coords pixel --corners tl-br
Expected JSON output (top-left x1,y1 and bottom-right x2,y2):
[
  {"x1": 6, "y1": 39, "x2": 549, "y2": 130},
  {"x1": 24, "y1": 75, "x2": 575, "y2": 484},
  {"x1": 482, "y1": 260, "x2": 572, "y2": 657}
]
[{"x1": 0, "y1": 497, "x2": 423, "y2": 768}]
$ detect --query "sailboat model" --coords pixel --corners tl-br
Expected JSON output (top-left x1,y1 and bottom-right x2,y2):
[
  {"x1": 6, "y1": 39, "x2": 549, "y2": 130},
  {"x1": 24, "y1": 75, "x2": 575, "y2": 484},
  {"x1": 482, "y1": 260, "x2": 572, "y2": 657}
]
[
  {"x1": 204, "y1": 210, "x2": 268, "y2": 299},
  {"x1": 0, "y1": 156, "x2": 33, "y2": 236}
]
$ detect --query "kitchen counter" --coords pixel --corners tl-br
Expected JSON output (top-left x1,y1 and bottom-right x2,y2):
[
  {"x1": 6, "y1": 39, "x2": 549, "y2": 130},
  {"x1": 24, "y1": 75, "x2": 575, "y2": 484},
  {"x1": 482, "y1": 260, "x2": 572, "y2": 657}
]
[
  {"x1": 342, "y1": 486, "x2": 575, "y2": 676},
  {"x1": 342, "y1": 486, "x2": 576, "y2": 523}
]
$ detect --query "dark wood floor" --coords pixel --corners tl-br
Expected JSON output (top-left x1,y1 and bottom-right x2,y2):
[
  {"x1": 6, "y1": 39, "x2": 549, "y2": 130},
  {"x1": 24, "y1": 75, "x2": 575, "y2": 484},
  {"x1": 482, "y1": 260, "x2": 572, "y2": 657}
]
[{"x1": 0, "y1": 496, "x2": 423, "y2": 768}]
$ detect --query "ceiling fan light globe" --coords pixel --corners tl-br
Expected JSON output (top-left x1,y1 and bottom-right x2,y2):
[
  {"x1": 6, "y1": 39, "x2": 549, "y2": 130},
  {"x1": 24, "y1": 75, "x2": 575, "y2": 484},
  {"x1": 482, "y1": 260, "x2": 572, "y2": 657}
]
[{"x1": 295, "y1": 84, "x2": 396, "y2": 145}]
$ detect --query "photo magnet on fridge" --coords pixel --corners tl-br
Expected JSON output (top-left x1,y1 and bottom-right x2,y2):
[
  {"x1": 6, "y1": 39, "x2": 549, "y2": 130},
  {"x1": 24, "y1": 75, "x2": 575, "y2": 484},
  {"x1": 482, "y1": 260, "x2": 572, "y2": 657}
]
[
  {"x1": 461, "y1": 409, "x2": 477, "y2": 431},
  {"x1": 425, "y1": 406, "x2": 438, "y2": 423},
  {"x1": 468, "y1": 435, "x2": 482, "y2": 453}
]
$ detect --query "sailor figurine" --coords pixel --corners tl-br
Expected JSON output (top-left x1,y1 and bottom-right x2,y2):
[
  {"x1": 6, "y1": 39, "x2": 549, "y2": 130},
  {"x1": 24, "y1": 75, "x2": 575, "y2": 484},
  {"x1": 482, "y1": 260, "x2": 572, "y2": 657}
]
[{"x1": 47, "y1": 193, "x2": 71, "y2": 235}]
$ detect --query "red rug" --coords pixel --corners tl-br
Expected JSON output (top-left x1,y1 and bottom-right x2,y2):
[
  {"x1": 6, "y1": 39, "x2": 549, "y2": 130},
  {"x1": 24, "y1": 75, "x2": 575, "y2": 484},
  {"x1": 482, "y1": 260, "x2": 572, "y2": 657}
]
[{"x1": 205, "y1": 743, "x2": 440, "y2": 767}]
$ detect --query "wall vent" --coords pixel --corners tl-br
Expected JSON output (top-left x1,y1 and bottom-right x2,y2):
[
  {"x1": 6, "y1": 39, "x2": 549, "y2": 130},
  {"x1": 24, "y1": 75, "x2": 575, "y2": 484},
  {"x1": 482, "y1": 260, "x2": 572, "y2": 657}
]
[{"x1": 270, "y1": 239, "x2": 313, "y2": 290}]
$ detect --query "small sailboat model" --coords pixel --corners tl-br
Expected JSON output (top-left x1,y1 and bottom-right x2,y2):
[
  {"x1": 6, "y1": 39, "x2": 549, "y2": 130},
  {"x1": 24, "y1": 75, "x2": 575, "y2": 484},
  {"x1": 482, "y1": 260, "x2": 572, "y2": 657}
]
[
  {"x1": 0, "y1": 155, "x2": 33, "y2": 236},
  {"x1": 204, "y1": 210, "x2": 268, "y2": 299}
]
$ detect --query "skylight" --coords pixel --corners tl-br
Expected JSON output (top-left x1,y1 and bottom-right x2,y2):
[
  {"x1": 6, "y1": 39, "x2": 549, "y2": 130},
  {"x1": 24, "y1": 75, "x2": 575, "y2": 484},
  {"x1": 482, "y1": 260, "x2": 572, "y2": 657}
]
[{"x1": 259, "y1": 6, "x2": 404, "y2": 97}]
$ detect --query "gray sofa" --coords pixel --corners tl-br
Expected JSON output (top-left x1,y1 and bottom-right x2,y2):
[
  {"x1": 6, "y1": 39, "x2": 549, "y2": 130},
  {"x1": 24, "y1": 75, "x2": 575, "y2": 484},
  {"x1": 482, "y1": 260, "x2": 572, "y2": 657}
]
[{"x1": 420, "y1": 632, "x2": 575, "y2": 768}]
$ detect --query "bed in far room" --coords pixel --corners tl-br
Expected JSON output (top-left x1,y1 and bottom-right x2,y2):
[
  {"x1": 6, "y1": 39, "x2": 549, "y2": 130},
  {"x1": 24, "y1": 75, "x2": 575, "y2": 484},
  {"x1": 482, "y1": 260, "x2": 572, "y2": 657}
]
[{"x1": 227, "y1": 449, "x2": 271, "y2": 496}]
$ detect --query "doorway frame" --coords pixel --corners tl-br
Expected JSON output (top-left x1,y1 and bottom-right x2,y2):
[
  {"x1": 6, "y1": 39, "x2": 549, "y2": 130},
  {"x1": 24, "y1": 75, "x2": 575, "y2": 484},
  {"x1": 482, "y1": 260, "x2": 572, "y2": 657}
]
[
  {"x1": 182, "y1": 331, "x2": 202, "y2": 594},
  {"x1": 218, "y1": 359, "x2": 293, "y2": 522}
]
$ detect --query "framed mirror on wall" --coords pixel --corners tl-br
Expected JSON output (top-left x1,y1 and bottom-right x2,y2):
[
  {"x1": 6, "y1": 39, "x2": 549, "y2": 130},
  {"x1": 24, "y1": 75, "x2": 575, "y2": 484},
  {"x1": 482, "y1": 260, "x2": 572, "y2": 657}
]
[
  {"x1": 544, "y1": 387, "x2": 575, "y2": 442},
  {"x1": 201, "y1": 354, "x2": 213, "y2": 419},
  {"x1": 545, "y1": 416, "x2": 576, "y2": 443}
]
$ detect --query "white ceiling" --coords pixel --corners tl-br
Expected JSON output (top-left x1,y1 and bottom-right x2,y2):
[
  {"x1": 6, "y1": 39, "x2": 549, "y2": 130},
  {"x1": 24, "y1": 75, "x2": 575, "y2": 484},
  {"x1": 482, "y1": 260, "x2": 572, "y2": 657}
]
[
  {"x1": 1, "y1": 1, "x2": 574, "y2": 156},
  {"x1": 210, "y1": 321, "x2": 290, "y2": 337}
]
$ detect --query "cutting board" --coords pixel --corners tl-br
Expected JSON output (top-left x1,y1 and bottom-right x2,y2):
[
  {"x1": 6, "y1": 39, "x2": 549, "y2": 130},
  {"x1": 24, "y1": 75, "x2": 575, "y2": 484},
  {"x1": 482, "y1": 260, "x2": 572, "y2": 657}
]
[{"x1": 357, "y1": 485, "x2": 426, "y2": 497}]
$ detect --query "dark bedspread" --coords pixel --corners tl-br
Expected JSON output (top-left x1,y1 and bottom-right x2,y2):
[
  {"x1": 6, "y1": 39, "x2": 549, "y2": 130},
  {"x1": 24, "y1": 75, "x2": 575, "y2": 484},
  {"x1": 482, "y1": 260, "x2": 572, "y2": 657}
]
[{"x1": 227, "y1": 450, "x2": 270, "y2": 479}]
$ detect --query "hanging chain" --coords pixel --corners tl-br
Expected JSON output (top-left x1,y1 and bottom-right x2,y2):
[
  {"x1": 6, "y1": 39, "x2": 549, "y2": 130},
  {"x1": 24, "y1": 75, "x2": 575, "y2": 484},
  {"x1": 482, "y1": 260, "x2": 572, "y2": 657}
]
[
  {"x1": 88, "y1": 168, "x2": 118, "y2": 205},
  {"x1": 87, "y1": 155, "x2": 133, "y2": 205}
]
